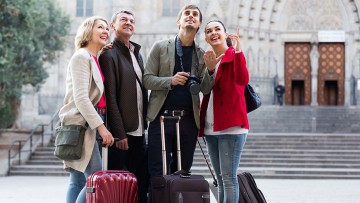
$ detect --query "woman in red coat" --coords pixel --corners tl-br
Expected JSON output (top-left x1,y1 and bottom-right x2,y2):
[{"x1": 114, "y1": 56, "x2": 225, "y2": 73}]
[{"x1": 199, "y1": 20, "x2": 249, "y2": 203}]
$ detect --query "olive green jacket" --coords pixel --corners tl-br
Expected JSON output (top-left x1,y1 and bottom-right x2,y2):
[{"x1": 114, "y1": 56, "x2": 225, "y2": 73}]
[{"x1": 143, "y1": 37, "x2": 214, "y2": 128}]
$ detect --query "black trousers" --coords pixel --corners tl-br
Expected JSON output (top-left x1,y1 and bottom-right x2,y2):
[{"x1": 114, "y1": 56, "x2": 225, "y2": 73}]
[
  {"x1": 108, "y1": 135, "x2": 149, "y2": 203},
  {"x1": 147, "y1": 113, "x2": 198, "y2": 202}
]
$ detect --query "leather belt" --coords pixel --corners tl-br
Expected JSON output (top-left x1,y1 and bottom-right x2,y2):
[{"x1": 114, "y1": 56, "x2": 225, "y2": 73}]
[
  {"x1": 97, "y1": 108, "x2": 106, "y2": 115},
  {"x1": 163, "y1": 110, "x2": 189, "y2": 117}
]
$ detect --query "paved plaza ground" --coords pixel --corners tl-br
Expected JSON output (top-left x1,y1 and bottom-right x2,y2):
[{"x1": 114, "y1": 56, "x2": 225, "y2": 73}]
[{"x1": 0, "y1": 176, "x2": 359, "y2": 203}]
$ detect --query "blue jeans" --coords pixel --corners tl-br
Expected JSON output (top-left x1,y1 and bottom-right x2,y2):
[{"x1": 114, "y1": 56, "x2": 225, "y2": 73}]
[
  {"x1": 205, "y1": 134, "x2": 247, "y2": 203},
  {"x1": 66, "y1": 141, "x2": 102, "y2": 203}
]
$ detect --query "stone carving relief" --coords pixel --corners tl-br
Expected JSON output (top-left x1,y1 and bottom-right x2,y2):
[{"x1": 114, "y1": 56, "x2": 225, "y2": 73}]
[
  {"x1": 251, "y1": 0, "x2": 258, "y2": 9},
  {"x1": 246, "y1": 47, "x2": 256, "y2": 76},
  {"x1": 317, "y1": 16, "x2": 342, "y2": 30},
  {"x1": 287, "y1": 15, "x2": 312, "y2": 30},
  {"x1": 204, "y1": 0, "x2": 224, "y2": 20},
  {"x1": 351, "y1": 50, "x2": 360, "y2": 77},
  {"x1": 261, "y1": 0, "x2": 269, "y2": 10},
  {"x1": 286, "y1": 0, "x2": 343, "y2": 30},
  {"x1": 350, "y1": 1, "x2": 360, "y2": 23},
  {"x1": 269, "y1": 49, "x2": 278, "y2": 78},
  {"x1": 258, "y1": 49, "x2": 266, "y2": 77}
]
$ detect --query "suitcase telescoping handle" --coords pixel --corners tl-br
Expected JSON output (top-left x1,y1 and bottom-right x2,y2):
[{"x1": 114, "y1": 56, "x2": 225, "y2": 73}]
[
  {"x1": 97, "y1": 138, "x2": 120, "y2": 170},
  {"x1": 160, "y1": 115, "x2": 181, "y2": 176}
]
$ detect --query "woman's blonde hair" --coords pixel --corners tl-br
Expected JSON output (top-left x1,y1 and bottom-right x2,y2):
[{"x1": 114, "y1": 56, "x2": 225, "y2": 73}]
[{"x1": 75, "y1": 16, "x2": 109, "y2": 50}]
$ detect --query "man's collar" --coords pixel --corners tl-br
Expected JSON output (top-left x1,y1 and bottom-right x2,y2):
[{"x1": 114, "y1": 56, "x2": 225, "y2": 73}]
[{"x1": 129, "y1": 43, "x2": 135, "y2": 52}]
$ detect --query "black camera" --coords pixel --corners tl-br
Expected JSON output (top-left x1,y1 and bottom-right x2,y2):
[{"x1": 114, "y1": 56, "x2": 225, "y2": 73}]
[{"x1": 187, "y1": 75, "x2": 201, "y2": 95}]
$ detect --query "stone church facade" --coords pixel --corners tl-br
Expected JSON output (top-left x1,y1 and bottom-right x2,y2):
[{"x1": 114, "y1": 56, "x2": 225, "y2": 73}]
[{"x1": 18, "y1": 0, "x2": 360, "y2": 127}]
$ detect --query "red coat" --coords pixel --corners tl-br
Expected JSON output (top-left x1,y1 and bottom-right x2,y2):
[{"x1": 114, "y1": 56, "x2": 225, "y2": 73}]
[{"x1": 199, "y1": 46, "x2": 249, "y2": 137}]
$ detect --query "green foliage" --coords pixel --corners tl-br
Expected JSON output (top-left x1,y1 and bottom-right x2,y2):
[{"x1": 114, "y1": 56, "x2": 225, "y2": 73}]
[
  {"x1": 0, "y1": 97, "x2": 17, "y2": 128},
  {"x1": 0, "y1": 0, "x2": 70, "y2": 128}
]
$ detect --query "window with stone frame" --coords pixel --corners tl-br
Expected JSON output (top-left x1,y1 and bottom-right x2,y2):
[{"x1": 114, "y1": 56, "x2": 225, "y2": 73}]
[
  {"x1": 162, "y1": 0, "x2": 181, "y2": 16},
  {"x1": 76, "y1": 0, "x2": 93, "y2": 17}
]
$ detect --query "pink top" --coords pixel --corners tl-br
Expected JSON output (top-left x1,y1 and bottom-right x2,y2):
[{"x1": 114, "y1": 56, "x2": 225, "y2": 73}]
[{"x1": 93, "y1": 56, "x2": 106, "y2": 109}]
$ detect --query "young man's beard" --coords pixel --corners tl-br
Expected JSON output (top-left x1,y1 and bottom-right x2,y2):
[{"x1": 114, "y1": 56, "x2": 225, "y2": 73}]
[{"x1": 184, "y1": 24, "x2": 197, "y2": 32}]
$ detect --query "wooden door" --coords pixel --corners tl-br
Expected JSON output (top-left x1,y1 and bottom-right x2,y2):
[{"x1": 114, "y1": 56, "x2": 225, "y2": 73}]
[
  {"x1": 318, "y1": 43, "x2": 344, "y2": 105},
  {"x1": 285, "y1": 43, "x2": 311, "y2": 105}
]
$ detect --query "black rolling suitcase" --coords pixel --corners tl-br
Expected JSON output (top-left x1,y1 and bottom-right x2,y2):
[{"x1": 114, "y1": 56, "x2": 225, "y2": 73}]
[
  {"x1": 238, "y1": 172, "x2": 267, "y2": 203},
  {"x1": 151, "y1": 115, "x2": 210, "y2": 203}
]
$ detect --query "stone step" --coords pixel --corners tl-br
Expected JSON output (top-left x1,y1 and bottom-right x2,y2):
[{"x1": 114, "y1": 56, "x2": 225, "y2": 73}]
[
  {"x1": 193, "y1": 154, "x2": 360, "y2": 161},
  {"x1": 36, "y1": 147, "x2": 55, "y2": 152},
  {"x1": 239, "y1": 148, "x2": 360, "y2": 153},
  {"x1": 248, "y1": 106, "x2": 360, "y2": 126},
  {"x1": 27, "y1": 160, "x2": 63, "y2": 165},
  {"x1": 244, "y1": 167, "x2": 360, "y2": 175},
  {"x1": 241, "y1": 145, "x2": 360, "y2": 150},
  {"x1": 194, "y1": 150, "x2": 360, "y2": 157},
  {"x1": 7, "y1": 116, "x2": 360, "y2": 179},
  {"x1": 191, "y1": 167, "x2": 360, "y2": 179},
  {"x1": 193, "y1": 158, "x2": 359, "y2": 165},
  {"x1": 223, "y1": 154, "x2": 359, "y2": 160},
  {"x1": 30, "y1": 155, "x2": 59, "y2": 160},
  {"x1": 32, "y1": 151, "x2": 56, "y2": 156},
  {"x1": 231, "y1": 157, "x2": 359, "y2": 164},
  {"x1": 248, "y1": 139, "x2": 360, "y2": 142},
  {"x1": 195, "y1": 171, "x2": 360, "y2": 180},
  {"x1": 32, "y1": 152, "x2": 59, "y2": 157},
  {"x1": 192, "y1": 162, "x2": 360, "y2": 168},
  {"x1": 9, "y1": 164, "x2": 68, "y2": 176},
  {"x1": 200, "y1": 137, "x2": 360, "y2": 142},
  {"x1": 9, "y1": 171, "x2": 69, "y2": 176},
  {"x1": 11, "y1": 165, "x2": 63, "y2": 171}
]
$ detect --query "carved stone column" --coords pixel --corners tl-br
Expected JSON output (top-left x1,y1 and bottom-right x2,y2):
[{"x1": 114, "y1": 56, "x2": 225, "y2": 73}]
[{"x1": 310, "y1": 43, "x2": 319, "y2": 106}]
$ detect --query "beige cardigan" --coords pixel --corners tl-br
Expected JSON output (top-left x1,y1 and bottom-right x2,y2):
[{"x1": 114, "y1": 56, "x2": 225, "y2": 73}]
[{"x1": 58, "y1": 48, "x2": 104, "y2": 172}]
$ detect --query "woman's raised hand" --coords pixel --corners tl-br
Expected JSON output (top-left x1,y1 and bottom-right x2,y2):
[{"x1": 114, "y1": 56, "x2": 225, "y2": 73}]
[{"x1": 227, "y1": 27, "x2": 241, "y2": 52}]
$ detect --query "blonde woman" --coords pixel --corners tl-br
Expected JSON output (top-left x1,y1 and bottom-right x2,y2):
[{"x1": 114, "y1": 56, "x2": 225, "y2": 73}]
[{"x1": 58, "y1": 16, "x2": 114, "y2": 203}]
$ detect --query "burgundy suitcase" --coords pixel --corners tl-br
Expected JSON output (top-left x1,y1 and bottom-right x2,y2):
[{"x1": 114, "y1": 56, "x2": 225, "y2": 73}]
[
  {"x1": 86, "y1": 144, "x2": 138, "y2": 203},
  {"x1": 151, "y1": 115, "x2": 210, "y2": 203}
]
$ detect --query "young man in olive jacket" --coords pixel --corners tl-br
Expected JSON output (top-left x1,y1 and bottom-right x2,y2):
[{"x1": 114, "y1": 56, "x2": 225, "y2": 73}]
[
  {"x1": 143, "y1": 4, "x2": 214, "y2": 202},
  {"x1": 98, "y1": 10, "x2": 148, "y2": 203}
]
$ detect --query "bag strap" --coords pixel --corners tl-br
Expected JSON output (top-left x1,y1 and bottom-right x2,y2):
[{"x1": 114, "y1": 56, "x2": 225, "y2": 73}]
[
  {"x1": 134, "y1": 73, "x2": 143, "y2": 89},
  {"x1": 197, "y1": 138, "x2": 218, "y2": 187}
]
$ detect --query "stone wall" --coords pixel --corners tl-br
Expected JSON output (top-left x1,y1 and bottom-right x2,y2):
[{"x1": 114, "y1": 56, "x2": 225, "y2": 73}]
[{"x1": 17, "y1": 0, "x2": 360, "y2": 128}]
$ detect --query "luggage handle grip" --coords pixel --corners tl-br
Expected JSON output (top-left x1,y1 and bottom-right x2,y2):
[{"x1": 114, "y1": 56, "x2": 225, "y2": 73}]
[
  {"x1": 97, "y1": 138, "x2": 120, "y2": 170},
  {"x1": 96, "y1": 137, "x2": 120, "y2": 147},
  {"x1": 160, "y1": 115, "x2": 181, "y2": 121}
]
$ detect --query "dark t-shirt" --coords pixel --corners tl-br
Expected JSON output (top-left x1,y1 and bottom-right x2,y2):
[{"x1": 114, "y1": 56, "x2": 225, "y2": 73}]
[{"x1": 162, "y1": 46, "x2": 193, "y2": 111}]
